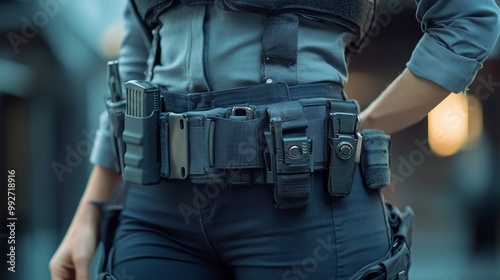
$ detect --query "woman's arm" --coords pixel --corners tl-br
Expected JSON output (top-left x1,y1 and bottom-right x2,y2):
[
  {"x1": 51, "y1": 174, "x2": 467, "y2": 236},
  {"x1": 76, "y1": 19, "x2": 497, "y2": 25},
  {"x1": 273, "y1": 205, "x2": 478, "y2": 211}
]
[
  {"x1": 90, "y1": 2, "x2": 149, "y2": 172},
  {"x1": 50, "y1": 2, "x2": 150, "y2": 279},
  {"x1": 359, "y1": 68, "x2": 450, "y2": 134},
  {"x1": 360, "y1": 0, "x2": 500, "y2": 134}
]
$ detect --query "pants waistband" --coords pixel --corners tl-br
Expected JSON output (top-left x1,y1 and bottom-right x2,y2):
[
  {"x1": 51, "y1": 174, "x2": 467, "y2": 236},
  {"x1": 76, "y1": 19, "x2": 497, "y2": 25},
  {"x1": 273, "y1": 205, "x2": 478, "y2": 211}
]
[{"x1": 160, "y1": 82, "x2": 346, "y2": 112}]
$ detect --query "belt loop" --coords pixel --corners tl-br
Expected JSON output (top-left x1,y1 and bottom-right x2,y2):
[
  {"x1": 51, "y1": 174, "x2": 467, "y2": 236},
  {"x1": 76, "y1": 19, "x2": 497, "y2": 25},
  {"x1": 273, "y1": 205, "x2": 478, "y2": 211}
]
[{"x1": 261, "y1": 14, "x2": 299, "y2": 85}]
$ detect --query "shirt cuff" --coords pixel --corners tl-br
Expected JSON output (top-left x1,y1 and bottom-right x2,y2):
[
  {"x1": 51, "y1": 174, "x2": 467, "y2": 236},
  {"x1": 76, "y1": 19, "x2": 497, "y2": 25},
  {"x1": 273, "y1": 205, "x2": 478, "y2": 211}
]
[
  {"x1": 90, "y1": 113, "x2": 120, "y2": 171},
  {"x1": 406, "y1": 33, "x2": 483, "y2": 93},
  {"x1": 90, "y1": 129, "x2": 120, "y2": 171}
]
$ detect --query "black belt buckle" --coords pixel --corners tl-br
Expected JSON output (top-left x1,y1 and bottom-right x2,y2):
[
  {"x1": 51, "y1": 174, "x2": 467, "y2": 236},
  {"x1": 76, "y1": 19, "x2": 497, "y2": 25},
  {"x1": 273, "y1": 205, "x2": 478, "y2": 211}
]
[{"x1": 328, "y1": 112, "x2": 362, "y2": 197}]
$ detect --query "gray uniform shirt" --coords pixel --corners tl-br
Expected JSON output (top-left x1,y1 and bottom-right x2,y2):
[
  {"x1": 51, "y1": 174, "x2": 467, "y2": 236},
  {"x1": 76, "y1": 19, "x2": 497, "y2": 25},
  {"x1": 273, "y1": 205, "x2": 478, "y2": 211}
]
[
  {"x1": 90, "y1": 0, "x2": 500, "y2": 170},
  {"x1": 150, "y1": 5, "x2": 354, "y2": 92}
]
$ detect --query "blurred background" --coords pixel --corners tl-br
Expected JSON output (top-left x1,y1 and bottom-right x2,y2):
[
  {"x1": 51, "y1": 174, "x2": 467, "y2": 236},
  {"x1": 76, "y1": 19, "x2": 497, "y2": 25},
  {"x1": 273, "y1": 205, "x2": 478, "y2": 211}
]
[{"x1": 0, "y1": 0, "x2": 499, "y2": 279}]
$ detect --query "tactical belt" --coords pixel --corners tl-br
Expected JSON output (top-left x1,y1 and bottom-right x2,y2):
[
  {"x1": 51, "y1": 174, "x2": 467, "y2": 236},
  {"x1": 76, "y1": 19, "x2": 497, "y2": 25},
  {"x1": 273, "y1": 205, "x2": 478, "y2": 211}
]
[{"x1": 120, "y1": 81, "x2": 363, "y2": 208}]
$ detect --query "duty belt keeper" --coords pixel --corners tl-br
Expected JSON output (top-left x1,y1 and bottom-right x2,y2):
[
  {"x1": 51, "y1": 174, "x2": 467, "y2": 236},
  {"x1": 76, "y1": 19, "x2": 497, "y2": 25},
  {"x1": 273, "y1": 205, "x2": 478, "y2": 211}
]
[
  {"x1": 265, "y1": 102, "x2": 314, "y2": 209},
  {"x1": 327, "y1": 100, "x2": 362, "y2": 197}
]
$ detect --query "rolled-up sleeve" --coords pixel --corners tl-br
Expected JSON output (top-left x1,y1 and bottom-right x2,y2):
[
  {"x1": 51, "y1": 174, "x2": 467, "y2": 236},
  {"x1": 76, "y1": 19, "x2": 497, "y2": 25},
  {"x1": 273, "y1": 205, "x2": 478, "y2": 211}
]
[
  {"x1": 90, "y1": 111, "x2": 120, "y2": 170},
  {"x1": 407, "y1": 0, "x2": 500, "y2": 93},
  {"x1": 90, "y1": 2, "x2": 149, "y2": 170}
]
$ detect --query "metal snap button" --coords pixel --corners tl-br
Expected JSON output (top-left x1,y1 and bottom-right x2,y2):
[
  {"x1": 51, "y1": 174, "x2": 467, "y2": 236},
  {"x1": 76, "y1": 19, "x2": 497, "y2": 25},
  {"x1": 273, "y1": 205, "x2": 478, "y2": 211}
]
[
  {"x1": 336, "y1": 142, "x2": 353, "y2": 160},
  {"x1": 288, "y1": 145, "x2": 302, "y2": 159}
]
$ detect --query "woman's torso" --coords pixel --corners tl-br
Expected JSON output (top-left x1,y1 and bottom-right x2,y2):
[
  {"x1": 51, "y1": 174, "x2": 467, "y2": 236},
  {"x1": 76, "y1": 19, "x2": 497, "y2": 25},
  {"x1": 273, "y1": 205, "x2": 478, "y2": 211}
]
[{"x1": 150, "y1": 4, "x2": 356, "y2": 92}]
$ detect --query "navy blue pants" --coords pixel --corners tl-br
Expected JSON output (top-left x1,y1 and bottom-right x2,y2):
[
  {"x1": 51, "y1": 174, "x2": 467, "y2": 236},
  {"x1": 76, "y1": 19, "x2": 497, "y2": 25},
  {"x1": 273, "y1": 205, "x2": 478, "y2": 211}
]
[{"x1": 110, "y1": 168, "x2": 391, "y2": 280}]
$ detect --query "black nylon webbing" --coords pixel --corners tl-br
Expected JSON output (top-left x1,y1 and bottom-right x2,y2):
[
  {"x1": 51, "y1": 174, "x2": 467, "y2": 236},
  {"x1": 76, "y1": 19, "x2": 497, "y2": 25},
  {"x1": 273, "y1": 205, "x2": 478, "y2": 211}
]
[
  {"x1": 213, "y1": 117, "x2": 267, "y2": 169},
  {"x1": 261, "y1": 14, "x2": 299, "y2": 85},
  {"x1": 267, "y1": 101, "x2": 307, "y2": 131}
]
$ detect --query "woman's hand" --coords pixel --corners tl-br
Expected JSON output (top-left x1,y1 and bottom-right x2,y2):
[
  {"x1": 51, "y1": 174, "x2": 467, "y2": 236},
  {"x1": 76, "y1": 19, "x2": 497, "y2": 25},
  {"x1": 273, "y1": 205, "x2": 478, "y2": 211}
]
[
  {"x1": 49, "y1": 206, "x2": 100, "y2": 280},
  {"x1": 50, "y1": 166, "x2": 121, "y2": 280}
]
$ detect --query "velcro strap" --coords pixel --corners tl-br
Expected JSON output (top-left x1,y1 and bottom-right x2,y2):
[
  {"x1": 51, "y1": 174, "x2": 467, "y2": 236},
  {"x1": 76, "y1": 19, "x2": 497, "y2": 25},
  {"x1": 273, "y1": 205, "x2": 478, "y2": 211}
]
[
  {"x1": 267, "y1": 101, "x2": 307, "y2": 131},
  {"x1": 159, "y1": 115, "x2": 170, "y2": 177},
  {"x1": 274, "y1": 173, "x2": 312, "y2": 208},
  {"x1": 261, "y1": 14, "x2": 298, "y2": 85},
  {"x1": 213, "y1": 117, "x2": 267, "y2": 169},
  {"x1": 187, "y1": 116, "x2": 211, "y2": 175}
]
